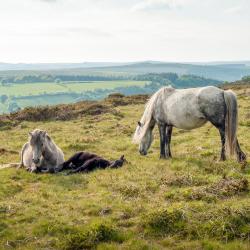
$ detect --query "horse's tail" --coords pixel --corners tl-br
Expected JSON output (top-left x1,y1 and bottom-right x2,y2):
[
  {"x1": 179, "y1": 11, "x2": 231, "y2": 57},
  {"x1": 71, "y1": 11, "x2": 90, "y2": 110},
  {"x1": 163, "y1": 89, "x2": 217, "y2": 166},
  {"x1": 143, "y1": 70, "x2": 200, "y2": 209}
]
[
  {"x1": 224, "y1": 90, "x2": 238, "y2": 156},
  {"x1": 0, "y1": 163, "x2": 20, "y2": 170},
  {"x1": 0, "y1": 144, "x2": 27, "y2": 170}
]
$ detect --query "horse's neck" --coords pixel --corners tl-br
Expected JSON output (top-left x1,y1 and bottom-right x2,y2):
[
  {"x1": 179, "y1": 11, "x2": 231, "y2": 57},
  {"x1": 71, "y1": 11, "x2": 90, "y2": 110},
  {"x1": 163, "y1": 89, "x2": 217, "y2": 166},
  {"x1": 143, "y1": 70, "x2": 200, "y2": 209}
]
[{"x1": 43, "y1": 138, "x2": 56, "y2": 157}]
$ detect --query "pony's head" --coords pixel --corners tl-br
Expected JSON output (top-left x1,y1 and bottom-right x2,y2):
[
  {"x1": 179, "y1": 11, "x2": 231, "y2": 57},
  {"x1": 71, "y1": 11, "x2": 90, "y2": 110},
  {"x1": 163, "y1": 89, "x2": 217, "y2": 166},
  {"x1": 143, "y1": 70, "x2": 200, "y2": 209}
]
[
  {"x1": 133, "y1": 121, "x2": 154, "y2": 156},
  {"x1": 29, "y1": 129, "x2": 47, "y2": 166}
]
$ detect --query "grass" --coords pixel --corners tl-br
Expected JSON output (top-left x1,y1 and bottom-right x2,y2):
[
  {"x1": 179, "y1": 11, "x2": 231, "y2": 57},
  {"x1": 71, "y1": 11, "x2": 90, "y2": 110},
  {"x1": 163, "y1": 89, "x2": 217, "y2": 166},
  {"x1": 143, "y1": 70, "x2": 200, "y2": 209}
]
[{"x1": 0, "y1": 86, "x2": 249, "y2": 249}]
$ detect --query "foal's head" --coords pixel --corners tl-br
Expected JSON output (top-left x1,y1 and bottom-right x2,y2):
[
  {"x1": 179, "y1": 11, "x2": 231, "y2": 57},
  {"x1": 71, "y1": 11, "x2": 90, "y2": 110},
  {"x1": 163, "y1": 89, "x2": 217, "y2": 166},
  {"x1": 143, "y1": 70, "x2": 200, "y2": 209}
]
[
  {"x1": 135, "y1": 121, "x2": 154, "y2": 156},
  {"x1": 29, "y1": 129, "x2": 48, "y2": 166}
]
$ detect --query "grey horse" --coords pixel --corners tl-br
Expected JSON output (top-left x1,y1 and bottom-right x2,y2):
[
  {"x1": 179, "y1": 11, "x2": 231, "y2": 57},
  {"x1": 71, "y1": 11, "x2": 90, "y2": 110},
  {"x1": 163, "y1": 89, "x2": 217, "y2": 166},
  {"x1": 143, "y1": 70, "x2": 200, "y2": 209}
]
[
  {"x1": 133, "y1": 86, "x2": 246, "y2": 163},
  {"x1": 20, "y1": 129, "x2": 64, "y2": 172}
]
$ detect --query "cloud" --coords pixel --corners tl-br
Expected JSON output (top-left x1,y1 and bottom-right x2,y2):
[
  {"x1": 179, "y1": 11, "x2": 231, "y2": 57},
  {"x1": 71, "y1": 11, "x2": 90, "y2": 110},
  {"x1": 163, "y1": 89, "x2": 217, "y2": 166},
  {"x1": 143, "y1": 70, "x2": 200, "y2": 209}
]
[
  {"x1": 131, "y1": 0, "x2": 192, "y2": 12},
  {"x1": 224, "y1": 5, "x2": 243, "y2": 14},
  {"x1": 39, "y1": 0, "x2": 58, "y2": 3},
  {"x1": 65, "y1": 27, "x2": 113, "y2": 38}
]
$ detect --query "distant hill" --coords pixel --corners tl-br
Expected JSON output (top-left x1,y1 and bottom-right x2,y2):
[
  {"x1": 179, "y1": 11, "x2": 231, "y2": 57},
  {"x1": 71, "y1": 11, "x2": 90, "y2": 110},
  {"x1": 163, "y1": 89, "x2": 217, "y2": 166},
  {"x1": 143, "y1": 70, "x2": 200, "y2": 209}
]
[
  {"x1": 86, "y1": 62, "x2": 250, "y2": 82},
  {"x1": 0, "y1": 61, "x2": 250, "y2": 81},
  {"x1": 0, "y1": 62, "x2": 132, "y2": 71}
]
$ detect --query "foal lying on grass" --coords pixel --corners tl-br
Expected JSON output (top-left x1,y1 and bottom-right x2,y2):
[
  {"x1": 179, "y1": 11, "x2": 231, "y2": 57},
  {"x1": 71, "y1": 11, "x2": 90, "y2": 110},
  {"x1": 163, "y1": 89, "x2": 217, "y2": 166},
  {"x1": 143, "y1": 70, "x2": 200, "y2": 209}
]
[{"x1": 40, "y1": 152, "x2": 126, "y2": 174}]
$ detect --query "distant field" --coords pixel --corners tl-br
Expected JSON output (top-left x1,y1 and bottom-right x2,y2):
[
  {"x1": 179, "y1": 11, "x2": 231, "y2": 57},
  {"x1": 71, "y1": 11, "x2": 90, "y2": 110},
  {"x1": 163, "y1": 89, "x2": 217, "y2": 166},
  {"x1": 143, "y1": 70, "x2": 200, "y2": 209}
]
[{"x1": 0, "y1": 81, "x2": 147, "y2": 96}]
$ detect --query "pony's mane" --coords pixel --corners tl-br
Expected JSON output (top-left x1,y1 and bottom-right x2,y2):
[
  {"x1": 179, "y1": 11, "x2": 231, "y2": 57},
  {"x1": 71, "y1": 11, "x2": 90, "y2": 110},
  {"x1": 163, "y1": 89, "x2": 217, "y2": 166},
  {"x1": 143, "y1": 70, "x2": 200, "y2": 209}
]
[
  {"x1": 133, "y1": 86, "x2": 174, "y2": 144},
  {"x1": 29, "y1": 129, "x2": 55, "y2": 147}
]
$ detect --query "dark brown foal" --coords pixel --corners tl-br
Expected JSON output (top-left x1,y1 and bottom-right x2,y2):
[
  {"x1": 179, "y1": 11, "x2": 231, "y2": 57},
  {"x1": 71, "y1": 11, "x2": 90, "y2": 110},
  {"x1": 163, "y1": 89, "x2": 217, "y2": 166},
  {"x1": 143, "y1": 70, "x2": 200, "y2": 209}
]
[{"x1": 55, "y1": 152, "x2": 125, "y2": 174}]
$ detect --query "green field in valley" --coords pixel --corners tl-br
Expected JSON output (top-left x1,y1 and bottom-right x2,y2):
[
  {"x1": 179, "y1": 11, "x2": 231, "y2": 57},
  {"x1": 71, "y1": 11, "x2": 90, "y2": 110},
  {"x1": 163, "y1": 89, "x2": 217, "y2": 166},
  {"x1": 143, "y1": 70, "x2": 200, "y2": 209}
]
[
  {"x1": 0, "y1": 80, "x2": 148, "y2": 114},
  {"x1": 0, "y1": 81, "x2": 147, "y2": 96}
]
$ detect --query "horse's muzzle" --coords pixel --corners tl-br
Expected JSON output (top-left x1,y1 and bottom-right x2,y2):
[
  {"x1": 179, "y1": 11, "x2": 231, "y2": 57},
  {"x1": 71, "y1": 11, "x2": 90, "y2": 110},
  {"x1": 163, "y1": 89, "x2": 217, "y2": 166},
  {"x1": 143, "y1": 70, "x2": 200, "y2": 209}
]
[{"x1": 32, "y1": 158, "x2": 40, "y2": 164}]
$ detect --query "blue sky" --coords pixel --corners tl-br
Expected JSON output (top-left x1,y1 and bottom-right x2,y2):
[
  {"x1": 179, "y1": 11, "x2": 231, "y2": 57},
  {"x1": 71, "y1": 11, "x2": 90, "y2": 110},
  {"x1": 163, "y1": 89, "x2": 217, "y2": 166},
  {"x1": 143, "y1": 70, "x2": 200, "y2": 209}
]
[{"x1": 0, "y1": 0, "x2": 249, "y2": 63}]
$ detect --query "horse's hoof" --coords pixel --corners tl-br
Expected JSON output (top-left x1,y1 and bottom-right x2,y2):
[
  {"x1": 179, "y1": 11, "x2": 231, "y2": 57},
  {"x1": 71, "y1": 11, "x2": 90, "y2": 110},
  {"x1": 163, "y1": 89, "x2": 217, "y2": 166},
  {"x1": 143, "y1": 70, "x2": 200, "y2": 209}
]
[
  {"x1": 219, "y1": 158, "x2": 226, "y2": 162},
  {"x1": 160, "y1": 154, "x2": 166, "y2": 159},
  {"x1": 237, "y1": 152, "x2": 247, "y2": 163}
]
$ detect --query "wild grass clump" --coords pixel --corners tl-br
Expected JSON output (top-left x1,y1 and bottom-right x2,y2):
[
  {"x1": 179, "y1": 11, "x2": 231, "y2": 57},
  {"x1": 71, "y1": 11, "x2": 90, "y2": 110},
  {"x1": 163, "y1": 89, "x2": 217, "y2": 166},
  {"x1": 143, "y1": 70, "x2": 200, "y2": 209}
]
[
  {"x1": 105, "y1": 93, "x2": 148, "y2": 106},
  {"x1": 0, "y1": 182, "x2": 23, "y2": 198},
  {"x1": 165, "y1": 177, "x2": 248, "y2": 203},
  {"x1": 161, "y1": 173, "x2": 208, "y2": 187},
  {"x1": 142, "y1": 208, "x2": 186, "y2": 236},
  {"x1": 142, "y1": 204, "x2": 250, "y2": 242},
  {"x1": 59, "y1": 223, "x2": 124, "y2": 250},
  {"x1": 114, "y1": 184, "x2": 141, "y2": 199},
  {"x1": 186, "y1": 177, "x2": 248, "y2": 202},
  {"x1": 189, "y1": 205, "x2": 250, "y2": 242},
  {"x1": 33, "y1": 220, "x2": 76, "y2": 237}
]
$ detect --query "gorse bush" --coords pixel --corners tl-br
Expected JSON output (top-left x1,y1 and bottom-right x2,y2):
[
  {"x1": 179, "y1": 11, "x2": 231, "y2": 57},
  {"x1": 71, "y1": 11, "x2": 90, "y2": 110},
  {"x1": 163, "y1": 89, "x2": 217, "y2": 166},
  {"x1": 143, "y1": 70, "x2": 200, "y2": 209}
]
[
  {"x1": 143, "y1": 205, "x2": 250, "y2": 242},
  {"x1": 143, "y1": 209, "x2": 186, "y2": 236},
  {"x1": 190, "y1": 206, "x2": 250, "y2": 242},
  {"x1": 59, "y1": 223, "x2": 124, "y2": 250}
]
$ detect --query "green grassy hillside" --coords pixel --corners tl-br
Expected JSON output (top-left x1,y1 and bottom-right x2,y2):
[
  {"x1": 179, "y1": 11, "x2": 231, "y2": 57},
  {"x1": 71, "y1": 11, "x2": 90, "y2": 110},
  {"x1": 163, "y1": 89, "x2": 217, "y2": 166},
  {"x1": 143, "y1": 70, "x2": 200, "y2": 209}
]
[
  {"x1": 0, "y1": 85, "x2": 249, "y2": 249},
  {"x1": 0, "y1": 81, "x2": 147, "y2": 96}
]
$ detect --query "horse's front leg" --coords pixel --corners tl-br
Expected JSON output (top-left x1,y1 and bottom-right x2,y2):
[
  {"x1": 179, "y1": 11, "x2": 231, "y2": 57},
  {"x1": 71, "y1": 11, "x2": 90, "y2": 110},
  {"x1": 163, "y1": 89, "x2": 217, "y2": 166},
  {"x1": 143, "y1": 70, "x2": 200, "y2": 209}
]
[
  {"x1": 158, "y1": 124, "x2": 167, "y2": 159},
  {"x1": 165, "y1": 126, "x2": 173, "y2": 158}
]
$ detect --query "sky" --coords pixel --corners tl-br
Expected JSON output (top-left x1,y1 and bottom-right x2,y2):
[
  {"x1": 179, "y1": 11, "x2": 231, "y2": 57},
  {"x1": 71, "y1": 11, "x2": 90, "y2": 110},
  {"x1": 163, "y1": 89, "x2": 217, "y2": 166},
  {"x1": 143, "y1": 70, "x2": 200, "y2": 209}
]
[{"x1": 0, "y1": 0, "x2": 249, "y2": 63}]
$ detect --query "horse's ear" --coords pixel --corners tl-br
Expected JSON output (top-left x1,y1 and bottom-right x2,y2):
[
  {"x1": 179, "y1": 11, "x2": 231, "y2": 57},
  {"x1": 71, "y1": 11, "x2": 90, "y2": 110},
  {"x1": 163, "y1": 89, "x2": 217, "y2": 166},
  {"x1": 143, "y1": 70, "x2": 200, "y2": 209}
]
[
  {"x1": 44, "y1": 131, "x2": 51, "y2": 140},
  {"x1": 138, "y1": 121, "x2": 142, "y2": 127},
  {"x1": 41, "y1": 131, "x2": 47, "y2": 138}
]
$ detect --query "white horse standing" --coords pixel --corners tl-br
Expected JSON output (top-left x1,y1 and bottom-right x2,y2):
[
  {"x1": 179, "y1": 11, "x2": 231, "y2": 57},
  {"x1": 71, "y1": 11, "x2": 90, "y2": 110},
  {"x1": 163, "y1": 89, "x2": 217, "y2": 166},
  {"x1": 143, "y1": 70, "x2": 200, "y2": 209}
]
[
  {"x1": 20, "y1": 129, "x2": 64, "y2": 172},
  {"x1": 133, "y1": 86, "x2": 246, "y2": 162}
]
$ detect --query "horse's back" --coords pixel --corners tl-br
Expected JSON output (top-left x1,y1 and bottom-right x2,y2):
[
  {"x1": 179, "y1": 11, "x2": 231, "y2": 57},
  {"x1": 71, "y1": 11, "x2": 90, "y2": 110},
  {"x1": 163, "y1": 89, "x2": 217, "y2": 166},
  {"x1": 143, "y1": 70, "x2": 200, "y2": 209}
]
[
  {"x1": 162, "y1": 87, "x2": 207, "y2": 129},
  {"x1": 158, "y1": 86, "x2": 225, "y2": 130},
  {"x1": 197, "y1": 86, "x2": 226, "y2": 126}
]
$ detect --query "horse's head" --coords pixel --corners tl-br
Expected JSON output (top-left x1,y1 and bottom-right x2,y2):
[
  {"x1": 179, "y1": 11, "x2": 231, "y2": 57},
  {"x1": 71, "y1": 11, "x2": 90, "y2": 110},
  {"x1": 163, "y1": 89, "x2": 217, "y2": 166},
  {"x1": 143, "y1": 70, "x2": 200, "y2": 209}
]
[
  {"x1": 29, "y1": 129, "x2": 47, "y2": 166},
  {"x1": 135, "y1": 121, "x2": 154, "y2": 156}
]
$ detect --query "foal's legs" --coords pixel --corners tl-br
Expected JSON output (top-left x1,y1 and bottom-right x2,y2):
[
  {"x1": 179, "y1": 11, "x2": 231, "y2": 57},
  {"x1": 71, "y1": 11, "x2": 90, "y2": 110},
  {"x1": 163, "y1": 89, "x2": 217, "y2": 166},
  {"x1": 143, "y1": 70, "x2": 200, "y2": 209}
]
[
  {"x1": 165, "y1": 126, "x2": 173, "y2": 158},
  {"x1": 67, "y1": 158, "x2": 110, "y2": 175},
  {"x1": 158, "y1": 124, "x2": 167, "y2": 158},
  {"x1": 67, "y1": 159, "x2": 97, "y2": 174}
]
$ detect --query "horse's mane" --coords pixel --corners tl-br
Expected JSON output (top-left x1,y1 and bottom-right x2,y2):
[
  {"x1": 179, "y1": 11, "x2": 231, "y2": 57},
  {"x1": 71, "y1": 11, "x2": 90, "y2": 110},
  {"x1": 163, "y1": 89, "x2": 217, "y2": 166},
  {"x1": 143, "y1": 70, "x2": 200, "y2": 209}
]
[{"x1": 133, "y1": 86, "x2": 174, "y2": 144}]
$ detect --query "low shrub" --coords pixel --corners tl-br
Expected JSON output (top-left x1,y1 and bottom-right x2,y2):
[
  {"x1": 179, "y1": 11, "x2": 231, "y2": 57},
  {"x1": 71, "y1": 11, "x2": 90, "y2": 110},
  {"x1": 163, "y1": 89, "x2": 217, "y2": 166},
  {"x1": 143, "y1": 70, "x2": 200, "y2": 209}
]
[
  {"x1": 59, "y1": 223, "x2": 124, "y2": 250},
  {"x1": 142, "y1": 208, "x2": 186, "y2": 236}
]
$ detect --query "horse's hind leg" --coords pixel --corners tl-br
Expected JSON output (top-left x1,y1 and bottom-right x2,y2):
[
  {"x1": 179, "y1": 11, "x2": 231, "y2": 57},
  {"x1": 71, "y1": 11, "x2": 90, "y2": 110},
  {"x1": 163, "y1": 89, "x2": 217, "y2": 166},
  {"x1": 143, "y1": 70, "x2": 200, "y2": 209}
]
[
  {"x1": 218, "y1": 126, "x2": 226, "y2": 161},
  {"x1": 158, "y1": 124, "x2": 167, "y2": 158},
  {"x1": 165, "y1": 126, "x2": 173, "y2": 158},
  {"x1": 236, "y1": 140, "x2": 247, "y2": 163}
]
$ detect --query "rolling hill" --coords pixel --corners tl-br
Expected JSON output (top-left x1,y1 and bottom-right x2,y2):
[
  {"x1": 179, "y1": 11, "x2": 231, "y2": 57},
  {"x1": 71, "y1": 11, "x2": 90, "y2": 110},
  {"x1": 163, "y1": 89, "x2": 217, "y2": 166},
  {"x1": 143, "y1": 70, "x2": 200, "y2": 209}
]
[
  {"x1": 1, "y1": 61, "x2": 250, "y2": 82},
  {"x1": 0, "y1": 81, "x2": 249, "y2": 249}
]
